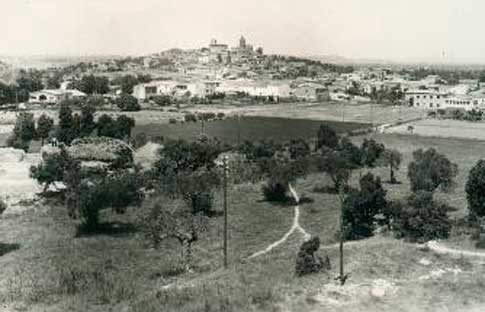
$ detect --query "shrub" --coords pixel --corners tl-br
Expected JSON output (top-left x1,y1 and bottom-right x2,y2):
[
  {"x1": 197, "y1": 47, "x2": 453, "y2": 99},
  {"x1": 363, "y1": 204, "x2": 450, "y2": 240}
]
[
  {"x1": 30, "y1": 147, "x2": 75, "y2": 193},
  {"x1": 168, "y1": 118, "x2": 177, "y2": 124},
  {"x1": 115, "y1": 93, "x2": 141, "y2": 112},
  {"x1": 391, "y1": 191, "x2": 452, "y2": 242},
  {"x1": 217, "y1": 112, "x2": 225, "y2": 119},
  {"x1": 360, "y1": 138, "x2": 385, "y2": 167},
  {"x1": 184, "y1": 113, "x2": 197, "y2": 122},
  {"x1": 295, "y1": 236, "x2": 330, "y2": 277},
  {"x1": 262, "y1": 179, "x2": 289, "y2": 202}
]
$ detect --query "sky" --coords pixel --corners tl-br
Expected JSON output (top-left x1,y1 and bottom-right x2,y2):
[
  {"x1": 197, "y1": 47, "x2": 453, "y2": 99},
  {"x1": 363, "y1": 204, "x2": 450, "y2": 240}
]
[{"x1": 1, "y1": 0, "x2": 485, "y2": 63}]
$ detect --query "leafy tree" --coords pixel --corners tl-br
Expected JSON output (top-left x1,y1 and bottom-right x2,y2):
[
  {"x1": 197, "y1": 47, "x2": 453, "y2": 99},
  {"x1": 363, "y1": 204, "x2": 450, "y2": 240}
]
[
  {"x1": 262, "y1": 158, "x2": 309, "y2": 202},
  {"x1": 379, "y1": 149, "x2": 402, "y2": 184},
  {"x1": 316, "y1": 124, "x2": 339, "y2": 150},
  {"x1": 36, "y1": 114, "x2": 54, "y2": 145},
  {"x1": 287, "y1": 138, "x2": 310, "y2": 159},
  {"x1": 173, "y1": 168, "x2": 220, "y2": 215},
  {"x1": 141, "y1": 197, "x2": 208, "y2": 271},
  {"x1": 57, "y1": 102, "x2": 75, "y2": 145},
  {"x1": 7, "y1": 112, "x2": 36, "y2": 151},
  {"x1": 360, "y1": 138, "x2": 385, "y2": 167},
  {"x1": 30, "y1": 147, "x2": 75, "y2": 193},
  {"x1": 97, "y1": 114, "x2": 117, "y2": 138},
  {"x1": 338, "y1": 137, "x2": 362, "y2": 169},
  {"x1": 74, "y1": 75, "x2": 110, "y2": 95},
  {"x1": 155, "y1": 139, "x2": 223, "y2": 176},
  {"x1": 72, "y1": 113, "x2": 81, "y2": 140},
  {"x1": 466, "y1": 160, "x2": 485, "y2": 219},
  {"x1": 16, "y1": 69, "x2": 43, "y2": 94},
  {"x1": 115, "y1": 93, "x2": 141, "y2": 111},
  {"x1": 391, "y1": 191, "x2": 452, "y2": 242},
  {"x1": 408, "y1": 148, "x2": 458, "y2": 193},
  {"x1": 343, "y1": 173, "x2": 387, "y2": 240},
  {"x1": 79, "y1": 99, "x2": 97, "y2": 137},
  {"x1": 116, "y1": 115, "x2": 135, "y2": 139},
  {"x1": 113, "y1": 75, "x2": 139, "y2": 94},
  {"x1": 316, "y1": 150, "x2": 355, "y2": 191}
]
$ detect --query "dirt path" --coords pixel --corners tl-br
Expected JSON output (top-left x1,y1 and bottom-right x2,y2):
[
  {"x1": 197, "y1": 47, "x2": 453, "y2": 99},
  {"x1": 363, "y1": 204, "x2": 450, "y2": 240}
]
[
  {"x1": 426, "y1": 240, "x2": 485, "y2": 258},
  {"x1": 248, "y1": 184, "x2": 310, "y2": 259}
]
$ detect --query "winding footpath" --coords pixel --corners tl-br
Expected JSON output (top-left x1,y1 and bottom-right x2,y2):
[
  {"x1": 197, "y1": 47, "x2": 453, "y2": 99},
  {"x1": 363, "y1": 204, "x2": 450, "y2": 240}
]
[
  {"x1": 426, "y1": 240, "x2": 485, "y2": 259},
  {"x1": 248, "y1": 184, "x2": 311, "y2": 259}
]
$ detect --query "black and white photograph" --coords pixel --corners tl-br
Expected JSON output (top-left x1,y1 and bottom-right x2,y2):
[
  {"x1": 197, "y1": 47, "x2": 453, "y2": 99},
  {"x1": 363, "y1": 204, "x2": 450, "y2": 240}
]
[{"x1": 0, "y1": 1, "x2": 485, "y2": 311}]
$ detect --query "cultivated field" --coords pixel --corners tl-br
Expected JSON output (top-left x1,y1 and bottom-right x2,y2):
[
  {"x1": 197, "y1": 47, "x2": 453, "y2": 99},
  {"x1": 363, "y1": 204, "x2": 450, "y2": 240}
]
[{"x1": 1, "y1": 131, "x2": 485, "y2": 311}]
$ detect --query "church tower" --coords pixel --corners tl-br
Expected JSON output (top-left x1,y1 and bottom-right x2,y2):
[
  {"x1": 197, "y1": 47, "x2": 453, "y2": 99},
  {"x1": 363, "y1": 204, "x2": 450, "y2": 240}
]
[{"x1": 239, "y1": 36, "x2": 246, "y2": 49}]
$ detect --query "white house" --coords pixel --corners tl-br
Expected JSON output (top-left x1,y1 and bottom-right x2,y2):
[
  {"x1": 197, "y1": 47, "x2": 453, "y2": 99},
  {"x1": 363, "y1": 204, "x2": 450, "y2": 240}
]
[{"x1": 29, "y1": 89, "x2": 86, "y2": 105}]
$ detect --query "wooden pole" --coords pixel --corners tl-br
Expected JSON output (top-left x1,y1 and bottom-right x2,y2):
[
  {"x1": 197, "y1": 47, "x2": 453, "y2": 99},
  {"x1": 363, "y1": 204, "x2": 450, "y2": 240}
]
[
  {"x1": 338, "y1": 183, "x2": 346, "y2": 286},
  {"x1": 223, "y1": 156, "x2": 228, "y2": 268}
]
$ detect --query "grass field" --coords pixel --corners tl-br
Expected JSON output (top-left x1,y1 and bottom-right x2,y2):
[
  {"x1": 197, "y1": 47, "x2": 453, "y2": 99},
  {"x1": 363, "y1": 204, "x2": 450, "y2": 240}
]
[
  {"x1": 133, "y1": 116, "x2": 368, "y2": 143},
  {"x1": 387, "y1": 118, "x2": 485, "y2": 141},
  {"x1": 3, "y1": 122, "x2": 485, "y2": 311}
]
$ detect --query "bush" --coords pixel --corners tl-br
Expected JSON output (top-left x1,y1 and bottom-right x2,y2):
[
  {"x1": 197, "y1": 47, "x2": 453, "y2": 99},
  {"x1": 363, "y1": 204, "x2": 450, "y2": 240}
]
[
  {"x1": 217, "y1": 112, "x2": 225, "y2": 119},
  {"x1": 295, "y1": 236, "x2": 330, "y2": 277},
  {"x1": 115, "y1": 93, "x2": 141, "y2": 111},
  {"x1": 262, "y1": 179, "x2": 289, "y2": 202},
  {"x1": 184, "y1": 113, "x2": 197, "y2": 122},
  {"x1": 391, "y1": 191, "x2": 452, "y2": 242},
  {"x1": 169, "y1": 118, "x2": 177, "y2": 124},
  {"x1": 7, "y1": 112, "x2": 36, "y2": 152}
]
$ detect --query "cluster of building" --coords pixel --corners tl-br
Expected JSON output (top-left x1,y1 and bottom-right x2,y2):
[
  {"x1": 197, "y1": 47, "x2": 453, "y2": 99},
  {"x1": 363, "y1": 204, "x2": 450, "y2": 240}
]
[{"x1": 132, "y1": 78, "x2": 332, "y2": 102}]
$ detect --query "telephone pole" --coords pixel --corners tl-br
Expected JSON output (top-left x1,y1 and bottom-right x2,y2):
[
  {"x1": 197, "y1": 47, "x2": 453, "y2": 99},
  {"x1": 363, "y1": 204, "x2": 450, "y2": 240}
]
[
  {"x1": 223, "y1": 155, "x2": 229, "y2": 268},
  {"x1": 337, "y1": 183, "x2": 347, "y2": 286}
]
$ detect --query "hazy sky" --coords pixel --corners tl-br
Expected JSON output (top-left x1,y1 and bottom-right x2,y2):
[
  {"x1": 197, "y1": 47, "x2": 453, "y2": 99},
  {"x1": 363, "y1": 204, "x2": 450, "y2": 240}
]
[{"x1": 1, "y1": 0, "x2": 485, "y2": 63}]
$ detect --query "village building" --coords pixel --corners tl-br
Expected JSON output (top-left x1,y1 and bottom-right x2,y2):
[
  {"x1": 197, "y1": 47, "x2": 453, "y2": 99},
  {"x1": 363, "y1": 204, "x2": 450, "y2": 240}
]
[{"x1": 28, "y1": 89, "x2": 86, "y2": 105}]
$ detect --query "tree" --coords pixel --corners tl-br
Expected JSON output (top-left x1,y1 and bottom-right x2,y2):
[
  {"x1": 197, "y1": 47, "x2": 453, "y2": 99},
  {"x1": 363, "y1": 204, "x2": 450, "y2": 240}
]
[
  {"x1": 116, "y1": 115, "x2": 135, "y2": 139},
  {"x1": 57, "y1": 102, "x2": 75, "y2": 145},
  {"x1": 379, "y1": 149, "x2": 402, "y2": 184},
  {"x1": 466, "y1": 160, "x2": 485, "y2": 219},
  {"x1": 155, "y1": 139, "x2": 223, "y2": 176},
  {"x1": 360, "y1": 138, "x2": 385, "y2": 168},
  {"x1": 97, "y1": 114, "x2": 117, "y2": 138},
  {"x1": 7, "y1": 112, "x2": 36, "y2": 151},
  {"x1": 74, "y1": 75, "x2": 110, "y2": 95},
  {"x1": 30, "y1": 147, "x2": 75, "y2": 193},
  {"x1": 142, "y1": 197, "x2": 208, "y2": 271},
  {"x1": 316, "y1": 124, "x2": 339, "y2": 150},
  {"x1": 80, "y1": 100, "x2": 97, "y2": 137},
  {"x1": 115, "y1": 93, "x2": 141, "y2": 111},
  {"x1": 316, "y1": 150, "x2": 354, "y2": 192},
  {"x1": 343, "y1": 173, "x2": 387, "y2": 240},
  {"x1": 36, "y1": 114, "x2": 54, "y2": 145},
  {"x1": 288, "y1": 138, "x2": 311, "y2": 159},
  {"x1": 391, "y1": 191, "x2": 452, "y2": 242},
  {"x1": 408, "y1": 148, "x2": 458, "y2": 193}
]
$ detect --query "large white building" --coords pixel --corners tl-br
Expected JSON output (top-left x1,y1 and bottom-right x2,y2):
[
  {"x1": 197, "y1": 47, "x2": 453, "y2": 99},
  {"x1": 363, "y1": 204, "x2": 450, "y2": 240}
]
[{"x1": 405, "y1": 89, "x2": 484, "y2": 111}]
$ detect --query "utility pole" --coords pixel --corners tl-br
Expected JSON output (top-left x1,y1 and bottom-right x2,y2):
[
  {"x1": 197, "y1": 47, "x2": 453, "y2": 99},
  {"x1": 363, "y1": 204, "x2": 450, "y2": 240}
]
[
  {"x1": 201, "y1": 118, "x2": 205, "y2": 136},
  {"x1": 223, "y1": 155, "x2": 229, "y2": 268},
  {"x1": 337, "y1": 183, "x2": 347, "y2": 286},
  {"x1": 237, "y1": 113, "x2": 241, "y2": 147}
]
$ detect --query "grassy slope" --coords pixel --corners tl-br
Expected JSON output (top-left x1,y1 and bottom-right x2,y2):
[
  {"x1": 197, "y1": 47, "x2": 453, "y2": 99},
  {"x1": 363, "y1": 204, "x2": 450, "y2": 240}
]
[{"x1": 2, "y1": 132, "x2": 485, "y2": 311}]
